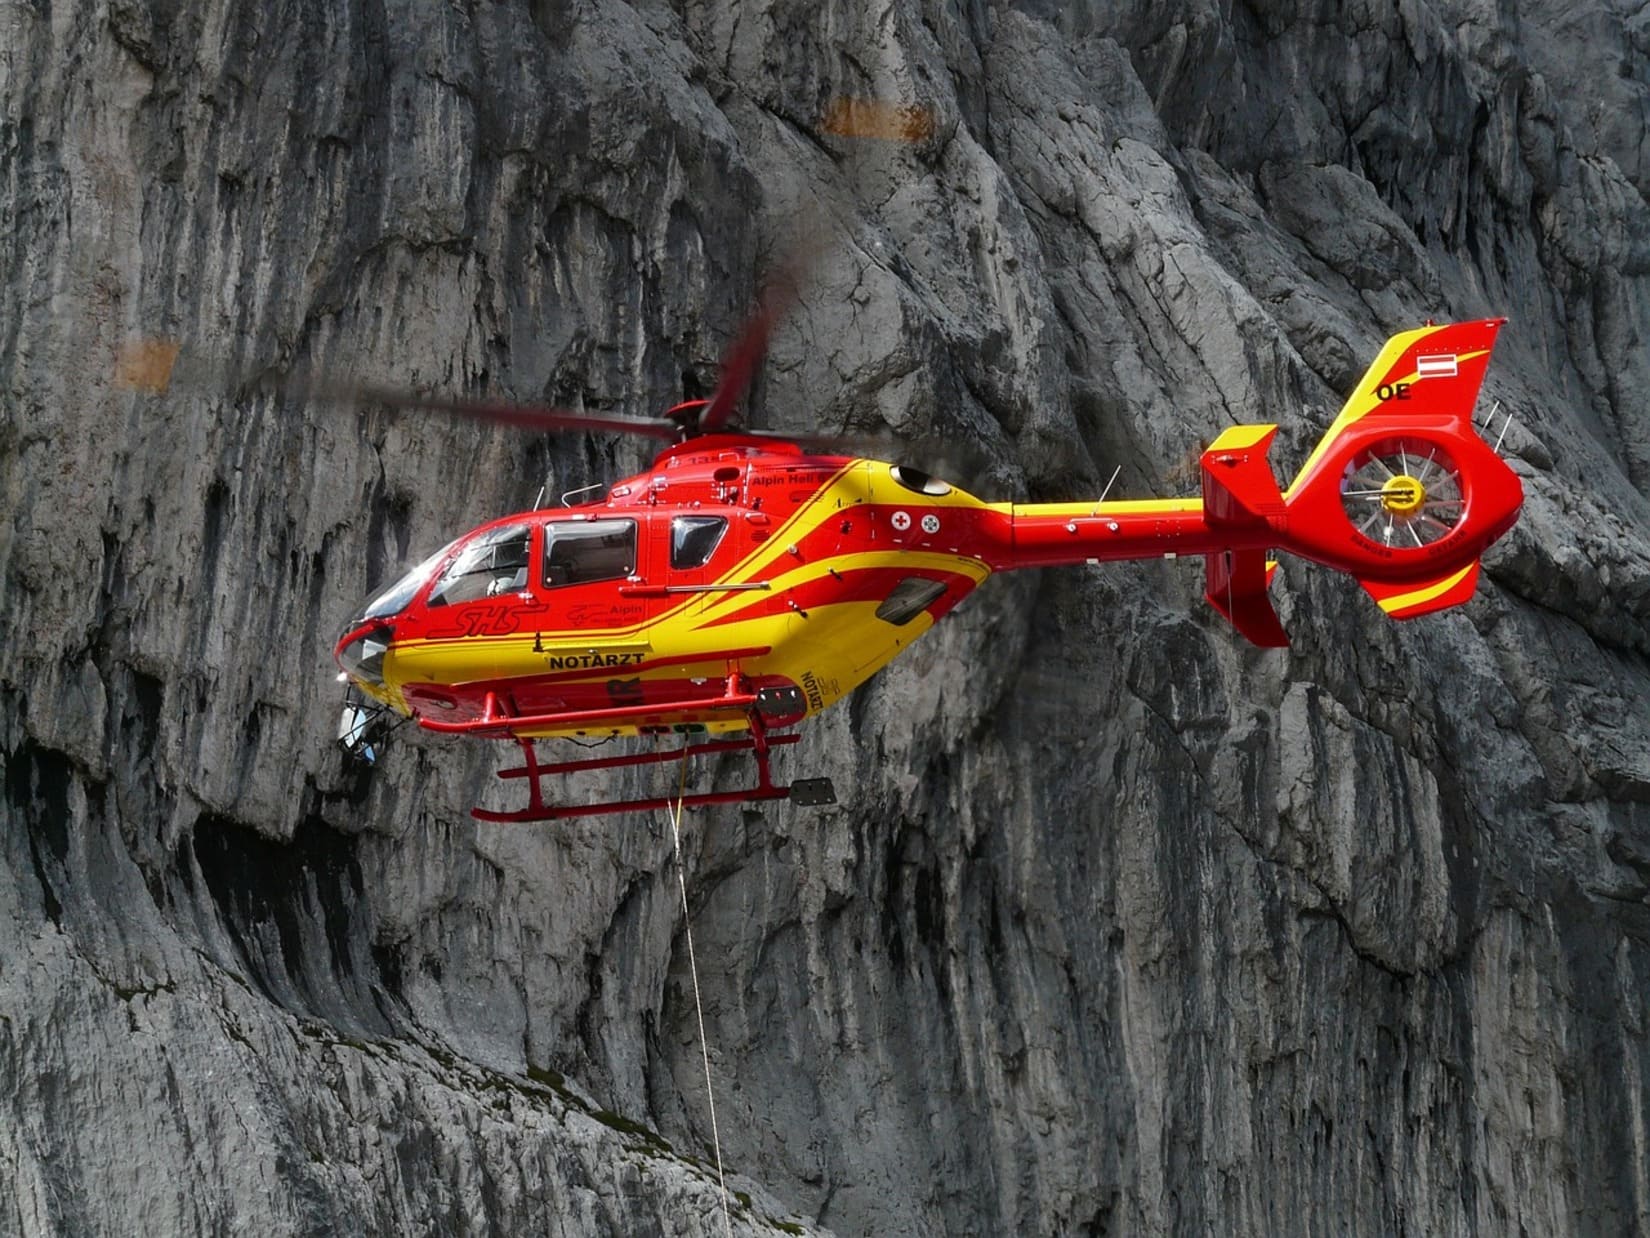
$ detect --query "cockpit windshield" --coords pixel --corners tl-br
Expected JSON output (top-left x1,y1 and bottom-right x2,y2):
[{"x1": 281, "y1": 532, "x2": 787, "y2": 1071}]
[{"x1": 356, "y1": 539, "x2": 461, "y2": 623}]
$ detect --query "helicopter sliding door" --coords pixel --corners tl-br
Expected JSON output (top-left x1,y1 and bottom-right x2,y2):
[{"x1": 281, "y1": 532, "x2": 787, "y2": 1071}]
[
  {"x1": 649, "y1": 506, "x2": 762, "y2": 726},
  {"x1": 521, "y1": 516, "x2": 652, "y2": 716}
]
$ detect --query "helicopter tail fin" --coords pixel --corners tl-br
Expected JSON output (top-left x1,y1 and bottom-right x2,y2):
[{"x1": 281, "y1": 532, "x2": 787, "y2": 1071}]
[
  {"x1": 1282, "y1": 318, "x2": 1507, "y2": 498},
  {"x1": 1196, "y1": 319, "x2": 1520, "y2": 645}
]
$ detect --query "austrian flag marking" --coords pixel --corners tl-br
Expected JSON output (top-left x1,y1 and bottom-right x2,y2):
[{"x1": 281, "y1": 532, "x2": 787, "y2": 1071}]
[{"x1": 1416, "y1": 354, "x2": 1459, "y2": 379}]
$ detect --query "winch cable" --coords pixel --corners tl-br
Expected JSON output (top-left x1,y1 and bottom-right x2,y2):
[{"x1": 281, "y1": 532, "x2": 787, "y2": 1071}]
[{"x1": 663, "y1": 749, "x2": 734, "y2": 1238}]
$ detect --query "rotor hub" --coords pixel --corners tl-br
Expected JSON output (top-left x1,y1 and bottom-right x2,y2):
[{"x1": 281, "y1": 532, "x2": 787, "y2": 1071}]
[
  {"x1": 1340, "y1": 439, "x2": 1464, "y2": 549},
  {"x1": 1380, "y1": 474, "x2": 1426, "y2": 516}
]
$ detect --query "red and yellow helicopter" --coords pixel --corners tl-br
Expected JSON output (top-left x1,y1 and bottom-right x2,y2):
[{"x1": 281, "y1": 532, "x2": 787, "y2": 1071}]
[{"x1": 321, "y1": 304, "x2": 1521, "y2": 823}]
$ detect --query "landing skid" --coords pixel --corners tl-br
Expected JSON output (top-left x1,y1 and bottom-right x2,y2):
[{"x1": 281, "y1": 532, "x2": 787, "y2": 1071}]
[{"x1": 473, "y1": 728, "x2": 836, "y2": 823}]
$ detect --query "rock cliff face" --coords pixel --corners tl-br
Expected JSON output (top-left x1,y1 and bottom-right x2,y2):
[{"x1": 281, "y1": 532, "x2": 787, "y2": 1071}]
[{"x1": 4, "y1": 0, "x2": 1649, "y2": 1234}]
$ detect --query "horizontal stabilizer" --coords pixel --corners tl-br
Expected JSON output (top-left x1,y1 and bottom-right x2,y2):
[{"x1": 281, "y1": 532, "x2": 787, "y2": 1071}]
[
  {"x1": 1359, "y1": 560, "x2": 1482, "y2": 620},
  {"x1": 1201, "y1": 424, "x2": 1285, "y2": 528},
  {"x1": 1206, "y1": 550, "x2": 1288, "y2": 647}
]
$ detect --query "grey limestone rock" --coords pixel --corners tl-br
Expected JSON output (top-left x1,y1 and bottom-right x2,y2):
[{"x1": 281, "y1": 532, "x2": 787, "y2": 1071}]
[{"x1": 3, "y1": 0, "x2": 1650, "y2": 1234}]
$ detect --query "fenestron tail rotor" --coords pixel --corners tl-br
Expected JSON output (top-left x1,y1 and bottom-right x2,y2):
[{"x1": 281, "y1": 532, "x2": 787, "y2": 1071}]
[{"x1": 1339, "y1": 438, "x2": 1466, "y2": 549}]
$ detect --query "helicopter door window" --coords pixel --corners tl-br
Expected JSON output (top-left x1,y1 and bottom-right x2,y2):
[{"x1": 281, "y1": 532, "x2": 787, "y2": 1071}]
[
  {"x1": 426, "y1": 525, "x2": 531, "y2": 607},
  {"x1": 670, "y1": 516, "x2": 728, "y2": 570},
  {"x1": 543, "y1": 519, "x2": 637, "y2": 586}
]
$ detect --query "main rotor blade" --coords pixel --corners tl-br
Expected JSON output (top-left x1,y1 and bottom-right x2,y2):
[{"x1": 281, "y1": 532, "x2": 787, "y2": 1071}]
[
  {"x1": 299, "y1": 379, "x2": 682, "y2": 441},
  {"x1": 698, "y1": 243, "x2": 818, "y2": 435},
  {"x1": 113, "y1": 341, "x2": 684, "y2": 442}
]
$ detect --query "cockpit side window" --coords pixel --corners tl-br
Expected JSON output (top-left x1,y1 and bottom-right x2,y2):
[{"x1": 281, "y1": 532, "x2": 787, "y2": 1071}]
[
  {"x1": 426, "y1": 525, "x2": 531, "y2": 607},
  {"x1": 670, "y1": 516, "x2": 727, "y2": 570},
  {"x1": 544, "y1": 519, "x2": 636, "y2": 587}
]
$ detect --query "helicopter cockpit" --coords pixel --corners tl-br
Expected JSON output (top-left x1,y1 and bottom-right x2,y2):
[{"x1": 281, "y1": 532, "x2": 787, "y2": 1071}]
[
  {"x1": 336, "y1": 516, "x2": 640, "y2": 685},
  {"x1": 334, "y1": 505, "x2": 739, "y2": 759}
]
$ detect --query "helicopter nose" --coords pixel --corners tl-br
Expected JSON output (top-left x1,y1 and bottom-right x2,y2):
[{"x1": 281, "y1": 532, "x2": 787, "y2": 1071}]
[{"x1": 336, "y1": 620, "x2": 393, "y2": 688}]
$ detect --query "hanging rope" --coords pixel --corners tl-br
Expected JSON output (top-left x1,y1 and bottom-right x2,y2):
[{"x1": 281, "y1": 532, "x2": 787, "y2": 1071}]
[{"x1": 665, "y1": 750, "x2": 734, "y2": 1238}]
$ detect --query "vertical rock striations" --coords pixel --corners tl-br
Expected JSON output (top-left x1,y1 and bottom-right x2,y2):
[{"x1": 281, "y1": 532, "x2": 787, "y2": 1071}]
[{"x1": 2, "y1": 0, "x2": 1648, "y2": 1234}]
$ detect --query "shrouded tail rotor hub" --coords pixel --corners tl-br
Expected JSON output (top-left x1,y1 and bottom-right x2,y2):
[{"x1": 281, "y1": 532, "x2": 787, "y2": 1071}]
[
  {"x1": 1379, "y1": 473, "x2": 1427, "y2": 516},
  {"x1": 1341, "y1": 438, "x2": 1464, "y2": 548}
]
